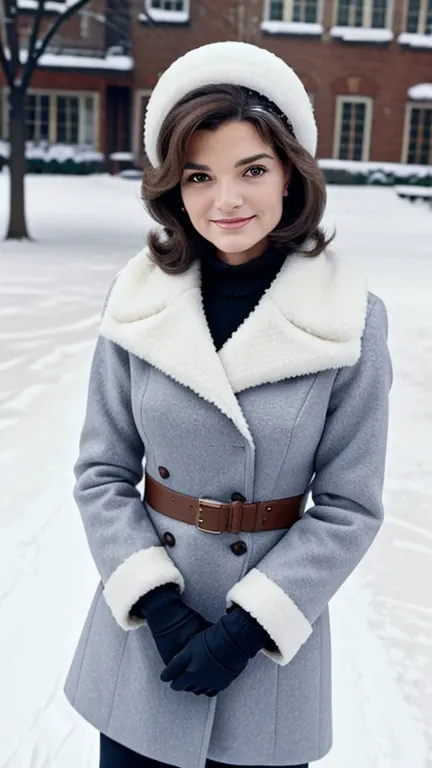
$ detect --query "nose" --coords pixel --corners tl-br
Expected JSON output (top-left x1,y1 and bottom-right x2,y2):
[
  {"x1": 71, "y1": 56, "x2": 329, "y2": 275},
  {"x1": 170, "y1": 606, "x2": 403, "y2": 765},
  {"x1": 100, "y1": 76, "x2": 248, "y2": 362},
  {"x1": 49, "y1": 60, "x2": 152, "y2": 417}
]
[{"x1": 214, "y1": 180, "x2": 243, "y2": 213}]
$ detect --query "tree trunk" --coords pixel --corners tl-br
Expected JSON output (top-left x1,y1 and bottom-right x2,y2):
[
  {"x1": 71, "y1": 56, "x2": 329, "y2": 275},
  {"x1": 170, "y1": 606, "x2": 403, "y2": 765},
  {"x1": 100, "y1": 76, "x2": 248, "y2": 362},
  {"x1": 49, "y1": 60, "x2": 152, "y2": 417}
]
[{"x1": 5, "y1": 88, "x2": 31, "y2": 241}]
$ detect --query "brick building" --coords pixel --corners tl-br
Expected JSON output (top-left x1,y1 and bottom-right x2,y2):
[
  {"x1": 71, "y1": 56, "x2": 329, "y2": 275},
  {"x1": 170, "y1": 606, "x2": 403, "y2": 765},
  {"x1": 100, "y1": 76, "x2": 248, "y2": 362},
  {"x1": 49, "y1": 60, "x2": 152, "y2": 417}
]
[{"x1": 1, "y1": 0, "x2": 431, "y2": 166}]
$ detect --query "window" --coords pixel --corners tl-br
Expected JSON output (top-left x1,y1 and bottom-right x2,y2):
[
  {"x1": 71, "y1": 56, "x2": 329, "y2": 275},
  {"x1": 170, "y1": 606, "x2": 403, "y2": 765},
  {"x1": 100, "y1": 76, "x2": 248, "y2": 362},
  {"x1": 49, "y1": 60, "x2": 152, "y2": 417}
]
[
  {"x1": 336, "y1": 0, "x2": 390, "y2": 27},
  {"x1": 405, "y1": 0, "x2": 432, "y2": 33},
  {"x1": 145, "y1": 0, "x2": 189, "y2": 22},
  {"x1": 404, "y1": 104, "x2": 432, "y2": 164},
  {"x1": 333, "y1": 96, "x2": 373, "y2": 161},
  {"x1": 267, "y1": 0, "x2": 320, "y2": 22},
  {"x1": 11, "y1": 91, "x2": 98, "y2": 146}
]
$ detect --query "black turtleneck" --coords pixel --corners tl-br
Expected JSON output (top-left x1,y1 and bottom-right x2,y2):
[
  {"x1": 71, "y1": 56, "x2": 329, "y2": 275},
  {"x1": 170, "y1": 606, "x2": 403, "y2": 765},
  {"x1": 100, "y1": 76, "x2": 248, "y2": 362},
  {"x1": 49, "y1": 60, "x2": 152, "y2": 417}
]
[{"x1": 200, "y1": 243, "x2": 288, "y2": 352}]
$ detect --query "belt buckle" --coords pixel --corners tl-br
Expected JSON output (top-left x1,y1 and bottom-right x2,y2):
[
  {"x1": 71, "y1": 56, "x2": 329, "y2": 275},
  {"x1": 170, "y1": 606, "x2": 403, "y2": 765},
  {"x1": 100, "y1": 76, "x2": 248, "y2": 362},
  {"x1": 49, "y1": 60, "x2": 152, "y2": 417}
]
[{"x1": 197, "y1": 497, "x2": 224, "y2": 534}]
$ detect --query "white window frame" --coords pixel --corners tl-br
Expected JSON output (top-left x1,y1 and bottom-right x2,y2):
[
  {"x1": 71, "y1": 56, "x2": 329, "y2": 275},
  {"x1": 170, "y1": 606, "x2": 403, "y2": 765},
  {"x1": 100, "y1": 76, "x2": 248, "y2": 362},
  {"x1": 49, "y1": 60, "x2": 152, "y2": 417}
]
[
  {"x1": 264, "y1": 0, "x2": 324, "y2": 23},
  {"x1": 333, "y1": 0, "x2": 393, "y2": 28},
  {"x1": 333, "y1": 95, "x2": 373, "y2": 161},
  {"x1": 0, "y1": 88, "x2": 99, "y2": 147},
  {"x1": 144, "y1": 0, "x2": 190, "y2": 23},
  {"x1": 402, "y1": 101, "x2": 432, "y2": 164},
  {"x1": 404, "y1": 0, "x2": 432, "y2": 33},
  {"x1": 133, "y1": 88, "x2": 153, "y2": 158}
]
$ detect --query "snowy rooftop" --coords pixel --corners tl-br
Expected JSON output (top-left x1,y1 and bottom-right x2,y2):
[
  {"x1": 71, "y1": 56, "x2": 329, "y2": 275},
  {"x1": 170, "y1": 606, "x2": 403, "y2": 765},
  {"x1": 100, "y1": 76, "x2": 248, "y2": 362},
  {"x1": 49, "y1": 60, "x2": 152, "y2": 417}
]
[
  {"x1": 4, "y1": 47, "x2": 134, "y2": 71},
  {"x1": 0, "y1": 172, "x2": 431, "y2": 766}
]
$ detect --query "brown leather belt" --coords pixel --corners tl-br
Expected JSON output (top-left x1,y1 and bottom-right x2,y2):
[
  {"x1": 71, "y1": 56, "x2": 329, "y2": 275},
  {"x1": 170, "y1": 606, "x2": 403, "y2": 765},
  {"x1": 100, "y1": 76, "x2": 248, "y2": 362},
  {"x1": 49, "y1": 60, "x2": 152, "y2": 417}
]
[{"x1": 144, "y1": 472, "x2": 303, "y2": 535}]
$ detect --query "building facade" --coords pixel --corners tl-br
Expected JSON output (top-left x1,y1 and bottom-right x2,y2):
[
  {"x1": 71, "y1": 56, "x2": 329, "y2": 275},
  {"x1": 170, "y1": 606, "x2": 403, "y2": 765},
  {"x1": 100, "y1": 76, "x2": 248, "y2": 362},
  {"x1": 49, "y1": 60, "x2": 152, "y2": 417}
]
[{"x1": 0, "y1": 0, "x2": 431, "y2": 166}]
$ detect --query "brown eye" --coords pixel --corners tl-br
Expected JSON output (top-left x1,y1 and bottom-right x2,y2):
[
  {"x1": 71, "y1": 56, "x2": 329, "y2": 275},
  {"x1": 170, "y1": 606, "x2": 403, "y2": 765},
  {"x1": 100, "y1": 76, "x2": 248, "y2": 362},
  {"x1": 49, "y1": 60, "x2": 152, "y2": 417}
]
[
  {"x1": 245, "y1": 166, "x2": 267, "y2": 177},
  {"x1": 187, "y1": 173, "x2": 209, "y2": 183}
]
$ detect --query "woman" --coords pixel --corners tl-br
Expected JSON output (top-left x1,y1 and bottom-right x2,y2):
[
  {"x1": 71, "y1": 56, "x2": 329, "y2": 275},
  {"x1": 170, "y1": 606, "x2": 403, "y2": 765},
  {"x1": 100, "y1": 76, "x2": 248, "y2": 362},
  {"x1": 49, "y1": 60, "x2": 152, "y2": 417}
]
[{"x1": 63, "y1": 41, "x2": 393, "y2": 768}]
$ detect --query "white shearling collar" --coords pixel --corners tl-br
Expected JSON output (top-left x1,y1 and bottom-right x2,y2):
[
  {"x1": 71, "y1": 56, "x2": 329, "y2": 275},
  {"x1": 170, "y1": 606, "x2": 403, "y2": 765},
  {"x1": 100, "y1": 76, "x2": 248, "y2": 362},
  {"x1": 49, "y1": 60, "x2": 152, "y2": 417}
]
[{"x1": 100, "y1": 246, "x2": 368, "y2": 446}]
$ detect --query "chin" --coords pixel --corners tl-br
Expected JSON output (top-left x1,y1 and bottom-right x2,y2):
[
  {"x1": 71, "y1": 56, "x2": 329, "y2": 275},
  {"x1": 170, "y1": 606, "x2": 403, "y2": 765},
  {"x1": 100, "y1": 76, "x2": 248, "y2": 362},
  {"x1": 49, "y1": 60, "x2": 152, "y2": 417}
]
[{"x1": 211, "y1": 234, "x2": 258, "y2": 251}]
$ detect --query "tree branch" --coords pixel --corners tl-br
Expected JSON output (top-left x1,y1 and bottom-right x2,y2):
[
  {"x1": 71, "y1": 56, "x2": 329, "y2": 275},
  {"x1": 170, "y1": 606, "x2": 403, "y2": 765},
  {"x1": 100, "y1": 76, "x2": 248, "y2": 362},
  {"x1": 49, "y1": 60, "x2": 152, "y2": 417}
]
[
  {"x1": 21, "y1": 0, "x2": 47, "y2": 90},
  {"x1": 0, "y1": 37, "x2": 14, "y2": 87},
  {"x1": 31, "y1": 0, "x2": 91, "y2": 64},
  {"x1": 4, "y1": 0, "x2": 20, "y2": 76}
]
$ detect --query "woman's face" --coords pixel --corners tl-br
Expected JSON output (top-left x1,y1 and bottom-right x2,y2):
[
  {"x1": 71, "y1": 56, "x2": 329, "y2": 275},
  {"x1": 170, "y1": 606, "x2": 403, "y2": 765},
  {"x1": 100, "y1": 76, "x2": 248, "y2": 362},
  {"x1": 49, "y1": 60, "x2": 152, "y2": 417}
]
[{"x1": 180, "y1": 119, "x2": 291, "y2": 265}]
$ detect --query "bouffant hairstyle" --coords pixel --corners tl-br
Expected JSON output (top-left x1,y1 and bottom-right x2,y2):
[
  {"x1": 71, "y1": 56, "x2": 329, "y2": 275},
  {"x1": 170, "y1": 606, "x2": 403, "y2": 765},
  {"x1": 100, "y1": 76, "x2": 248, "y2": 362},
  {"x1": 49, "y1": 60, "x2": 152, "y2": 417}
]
[{"x1": 141, "y1": 84, "x2": 334, "y2": 274}]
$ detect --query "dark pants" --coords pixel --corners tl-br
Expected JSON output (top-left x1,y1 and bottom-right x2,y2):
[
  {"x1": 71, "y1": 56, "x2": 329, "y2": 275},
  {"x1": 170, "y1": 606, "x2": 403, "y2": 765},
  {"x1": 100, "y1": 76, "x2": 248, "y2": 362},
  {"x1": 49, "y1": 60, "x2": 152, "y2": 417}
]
[{"x1": 100, "y1": 733, "x2": 309, "y2": 768}]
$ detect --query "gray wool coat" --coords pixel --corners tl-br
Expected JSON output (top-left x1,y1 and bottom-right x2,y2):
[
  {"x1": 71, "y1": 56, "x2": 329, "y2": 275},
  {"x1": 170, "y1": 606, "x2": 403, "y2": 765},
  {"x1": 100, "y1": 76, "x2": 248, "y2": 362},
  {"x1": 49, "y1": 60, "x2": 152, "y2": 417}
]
[{"x1": 63, "y1": 244, "x2": 393, "y2": 768}]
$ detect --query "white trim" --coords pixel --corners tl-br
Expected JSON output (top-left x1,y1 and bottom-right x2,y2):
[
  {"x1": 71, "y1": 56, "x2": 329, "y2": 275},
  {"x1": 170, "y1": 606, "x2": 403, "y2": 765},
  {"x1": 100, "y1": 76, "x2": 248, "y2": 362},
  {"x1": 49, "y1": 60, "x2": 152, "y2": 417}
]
[
  {"x1": 226, "y1": 569, "x2": 313, "y2": 666},
  {"x1": 402, "y1": 101, "x2": 432, "y2": 164},
  {"x1": 333, "y1": 0, "x2": 393, "y2": 29},
  {"x1": 103, "y1": 545, "x2": 185, "y2": 631},
  {"x1": 100, "y1": 246, "x2": 368, "y2": 448},
  {"x1": 333, "y1": 95, "x2": 373, "y2": 162},
  {"x1": 264, "y1": 0, "x2": 323, "y2": 24},
  {"x1": 144, "y1": 0, "x2": 190, "y2": 23},
  {"x1": 133, "y1": 88, "x2": 152, "y2": 158}
]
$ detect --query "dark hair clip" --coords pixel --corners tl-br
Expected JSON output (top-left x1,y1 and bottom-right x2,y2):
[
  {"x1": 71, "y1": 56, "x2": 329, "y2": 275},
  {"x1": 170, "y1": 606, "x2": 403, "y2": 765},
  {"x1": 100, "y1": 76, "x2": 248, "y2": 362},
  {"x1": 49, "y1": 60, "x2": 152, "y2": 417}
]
[{"x1": 244, "y1": 87, "x2": 295, "y2": 137}]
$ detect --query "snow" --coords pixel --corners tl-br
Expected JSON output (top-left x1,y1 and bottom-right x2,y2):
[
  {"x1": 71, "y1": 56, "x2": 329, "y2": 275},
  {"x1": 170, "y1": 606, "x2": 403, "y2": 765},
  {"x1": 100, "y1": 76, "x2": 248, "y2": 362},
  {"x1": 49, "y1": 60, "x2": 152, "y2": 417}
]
[
  {"x1": 319, "y1": 158, "x2": 432, "y2": 178},
  {"x1": 18, "y1": 0, "x2": 97, "y2": 9},
  {"x1": 395, "y1": 185, "x2": 432, "y2": 198},
  {"x1": 18, "y1": 0, "x2": 67, "y2": 10},
  {"x1": 398, "y1": 32, "x2": 432, "y2": 49},
  {"x1": 109, "y1": 151, "x2": 135, "y2": 161},
  {"x1": 0, "y1": 141, "x2": 104, "y2": 163},
  {"x1": 330, "y1": 25, "x2": 394, "y2": 42},
  {"x1": 139, "y1": 8, "x2": 189, "y2": 23},
  {"x1": 0, "y1": 173, "x2": 432, "y2": 766},
  {"x1": 5, "y1": 48, "x2": 134, "y2": 71},
  {"x1": 408, "y1": 83, "x2": 432, "y2": 101},
  {"x1": 260, "y1": 20, "x2": 323, "y2": 35}
]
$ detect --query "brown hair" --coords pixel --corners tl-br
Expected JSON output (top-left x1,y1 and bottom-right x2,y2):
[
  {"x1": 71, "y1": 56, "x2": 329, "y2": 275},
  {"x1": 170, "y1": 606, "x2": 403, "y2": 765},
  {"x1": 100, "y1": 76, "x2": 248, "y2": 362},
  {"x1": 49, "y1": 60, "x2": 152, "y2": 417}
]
[{"x1": 141, "y1": 84, "x2": 334, "y2": 274}]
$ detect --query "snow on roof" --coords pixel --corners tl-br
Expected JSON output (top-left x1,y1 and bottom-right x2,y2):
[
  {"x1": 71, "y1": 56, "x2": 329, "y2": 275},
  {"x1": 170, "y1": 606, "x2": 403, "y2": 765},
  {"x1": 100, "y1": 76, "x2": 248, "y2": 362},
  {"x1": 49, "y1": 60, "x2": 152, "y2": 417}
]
[
  {"x1": 330, "y1": 26, "x2": 394, "y2": 42},
  {"x1": 408, "y1": 84, "x2": 432, "y2": 101},
  {"x1": 139, "y1": 9, "x2": 189, "y2": 23},
  {"x1": 38, "y1": 52, "x2": 133, "y2": 70},
  {"x1": 398, "y1": 33, "x2": 432, "y2": 48},
  {"x1": 13, "y1": 48, "x2": 133, "y2": 71},
  {"x1": 18, "y1": 0, "x2": 89, "y2": 9},
  {"x1": 260, "y1": 21, "x2": 323, "y2": 35}
]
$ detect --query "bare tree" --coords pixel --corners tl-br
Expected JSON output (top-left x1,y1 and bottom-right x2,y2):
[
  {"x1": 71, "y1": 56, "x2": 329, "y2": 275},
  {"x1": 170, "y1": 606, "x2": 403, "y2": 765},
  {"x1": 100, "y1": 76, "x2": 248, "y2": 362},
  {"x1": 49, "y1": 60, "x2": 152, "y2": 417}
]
[
  {"x1": 0, "y1": 0, "x2": 242, "y2": 241},
  {"x1": 0, "y1": 0, "x2": 94, "y2": 239}
]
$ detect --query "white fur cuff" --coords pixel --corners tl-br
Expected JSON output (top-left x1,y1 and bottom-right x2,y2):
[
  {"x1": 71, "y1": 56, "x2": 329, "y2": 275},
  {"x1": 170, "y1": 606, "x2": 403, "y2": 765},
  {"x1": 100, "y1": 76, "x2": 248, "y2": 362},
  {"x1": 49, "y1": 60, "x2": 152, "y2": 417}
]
[
  {"x1": 103, "y1": 546, "x2": 185, "y2": 631},
  {"x1": 226, "y1": 568, "x2": 312, "y2": 666}
]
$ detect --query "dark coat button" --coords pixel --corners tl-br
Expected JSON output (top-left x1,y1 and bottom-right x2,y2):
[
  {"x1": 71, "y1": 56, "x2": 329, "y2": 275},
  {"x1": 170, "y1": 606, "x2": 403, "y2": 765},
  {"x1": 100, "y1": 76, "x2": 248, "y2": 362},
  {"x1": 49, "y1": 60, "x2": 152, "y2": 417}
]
[
  {"x1": 158, "y1": 466, "x2": 170, "y2": 479},
  {"x1": 231, "y1": 492, "x2": 246, "y2": 502},
  {"x1": 163, "y1": 532, "x2": 176, "y2": 548},
  {"x1": 230, "y1": 541, "x2": 248, "y2": 556}
]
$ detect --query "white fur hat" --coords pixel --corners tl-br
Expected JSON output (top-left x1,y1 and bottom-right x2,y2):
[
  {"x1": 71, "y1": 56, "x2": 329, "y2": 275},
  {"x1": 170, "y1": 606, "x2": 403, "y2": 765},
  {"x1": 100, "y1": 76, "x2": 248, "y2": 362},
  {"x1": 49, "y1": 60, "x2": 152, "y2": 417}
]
[{"x1": 143, "y1": 41, "x2": 317, "y2": 167}]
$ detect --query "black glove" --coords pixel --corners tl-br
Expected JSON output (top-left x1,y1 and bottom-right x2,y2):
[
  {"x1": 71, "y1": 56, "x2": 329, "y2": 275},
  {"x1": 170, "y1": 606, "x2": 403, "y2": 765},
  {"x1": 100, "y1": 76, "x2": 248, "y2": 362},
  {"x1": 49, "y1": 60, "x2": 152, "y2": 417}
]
[
  {"x1": 160, "y1": 604, "x2": 274, "y2": 697},
  {"x1": 132, "y1": 584, "x2": 213, "y2": 666}
]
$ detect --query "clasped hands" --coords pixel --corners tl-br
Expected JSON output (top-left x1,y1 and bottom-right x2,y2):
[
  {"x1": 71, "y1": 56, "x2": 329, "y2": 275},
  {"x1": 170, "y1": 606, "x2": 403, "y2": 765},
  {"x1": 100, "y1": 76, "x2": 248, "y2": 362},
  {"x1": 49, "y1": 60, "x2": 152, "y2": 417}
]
[{"x1": 133, "y1": 584, "x2": 270, "y2": 698}]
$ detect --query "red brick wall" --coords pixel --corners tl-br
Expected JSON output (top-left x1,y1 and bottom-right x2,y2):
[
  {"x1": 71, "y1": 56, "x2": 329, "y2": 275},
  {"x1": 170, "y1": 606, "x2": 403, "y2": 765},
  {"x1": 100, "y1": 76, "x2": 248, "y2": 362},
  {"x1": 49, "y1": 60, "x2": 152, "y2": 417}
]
[
  {"x1": 13, "y1": 0, "x2": 106, "y2": 53},
  {"x1": 132, "y1": 0, "x2": 432, "y2": 163}
]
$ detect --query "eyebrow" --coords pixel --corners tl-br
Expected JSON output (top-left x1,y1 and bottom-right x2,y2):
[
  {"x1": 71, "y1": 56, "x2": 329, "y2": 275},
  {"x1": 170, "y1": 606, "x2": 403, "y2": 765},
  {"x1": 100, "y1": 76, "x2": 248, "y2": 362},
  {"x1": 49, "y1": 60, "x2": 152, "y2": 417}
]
[{"x1": 183, "y1": 153, "x2": 274, "y2": 172}]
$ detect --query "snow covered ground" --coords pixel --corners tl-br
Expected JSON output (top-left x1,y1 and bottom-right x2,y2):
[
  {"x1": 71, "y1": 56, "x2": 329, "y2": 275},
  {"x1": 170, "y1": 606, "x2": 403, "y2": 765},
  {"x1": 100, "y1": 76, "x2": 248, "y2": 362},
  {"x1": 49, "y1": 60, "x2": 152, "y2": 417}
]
[{"x1": 0, "y1": 171, "x2": 431, "y2": 767}]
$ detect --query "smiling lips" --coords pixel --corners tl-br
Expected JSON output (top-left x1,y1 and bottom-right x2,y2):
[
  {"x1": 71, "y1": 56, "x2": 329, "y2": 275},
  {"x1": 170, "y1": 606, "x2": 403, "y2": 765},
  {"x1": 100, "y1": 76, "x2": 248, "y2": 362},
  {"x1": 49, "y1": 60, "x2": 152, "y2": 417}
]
[{"x1": 211, "y1": 216, "x2": 255, "y2": 230}]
